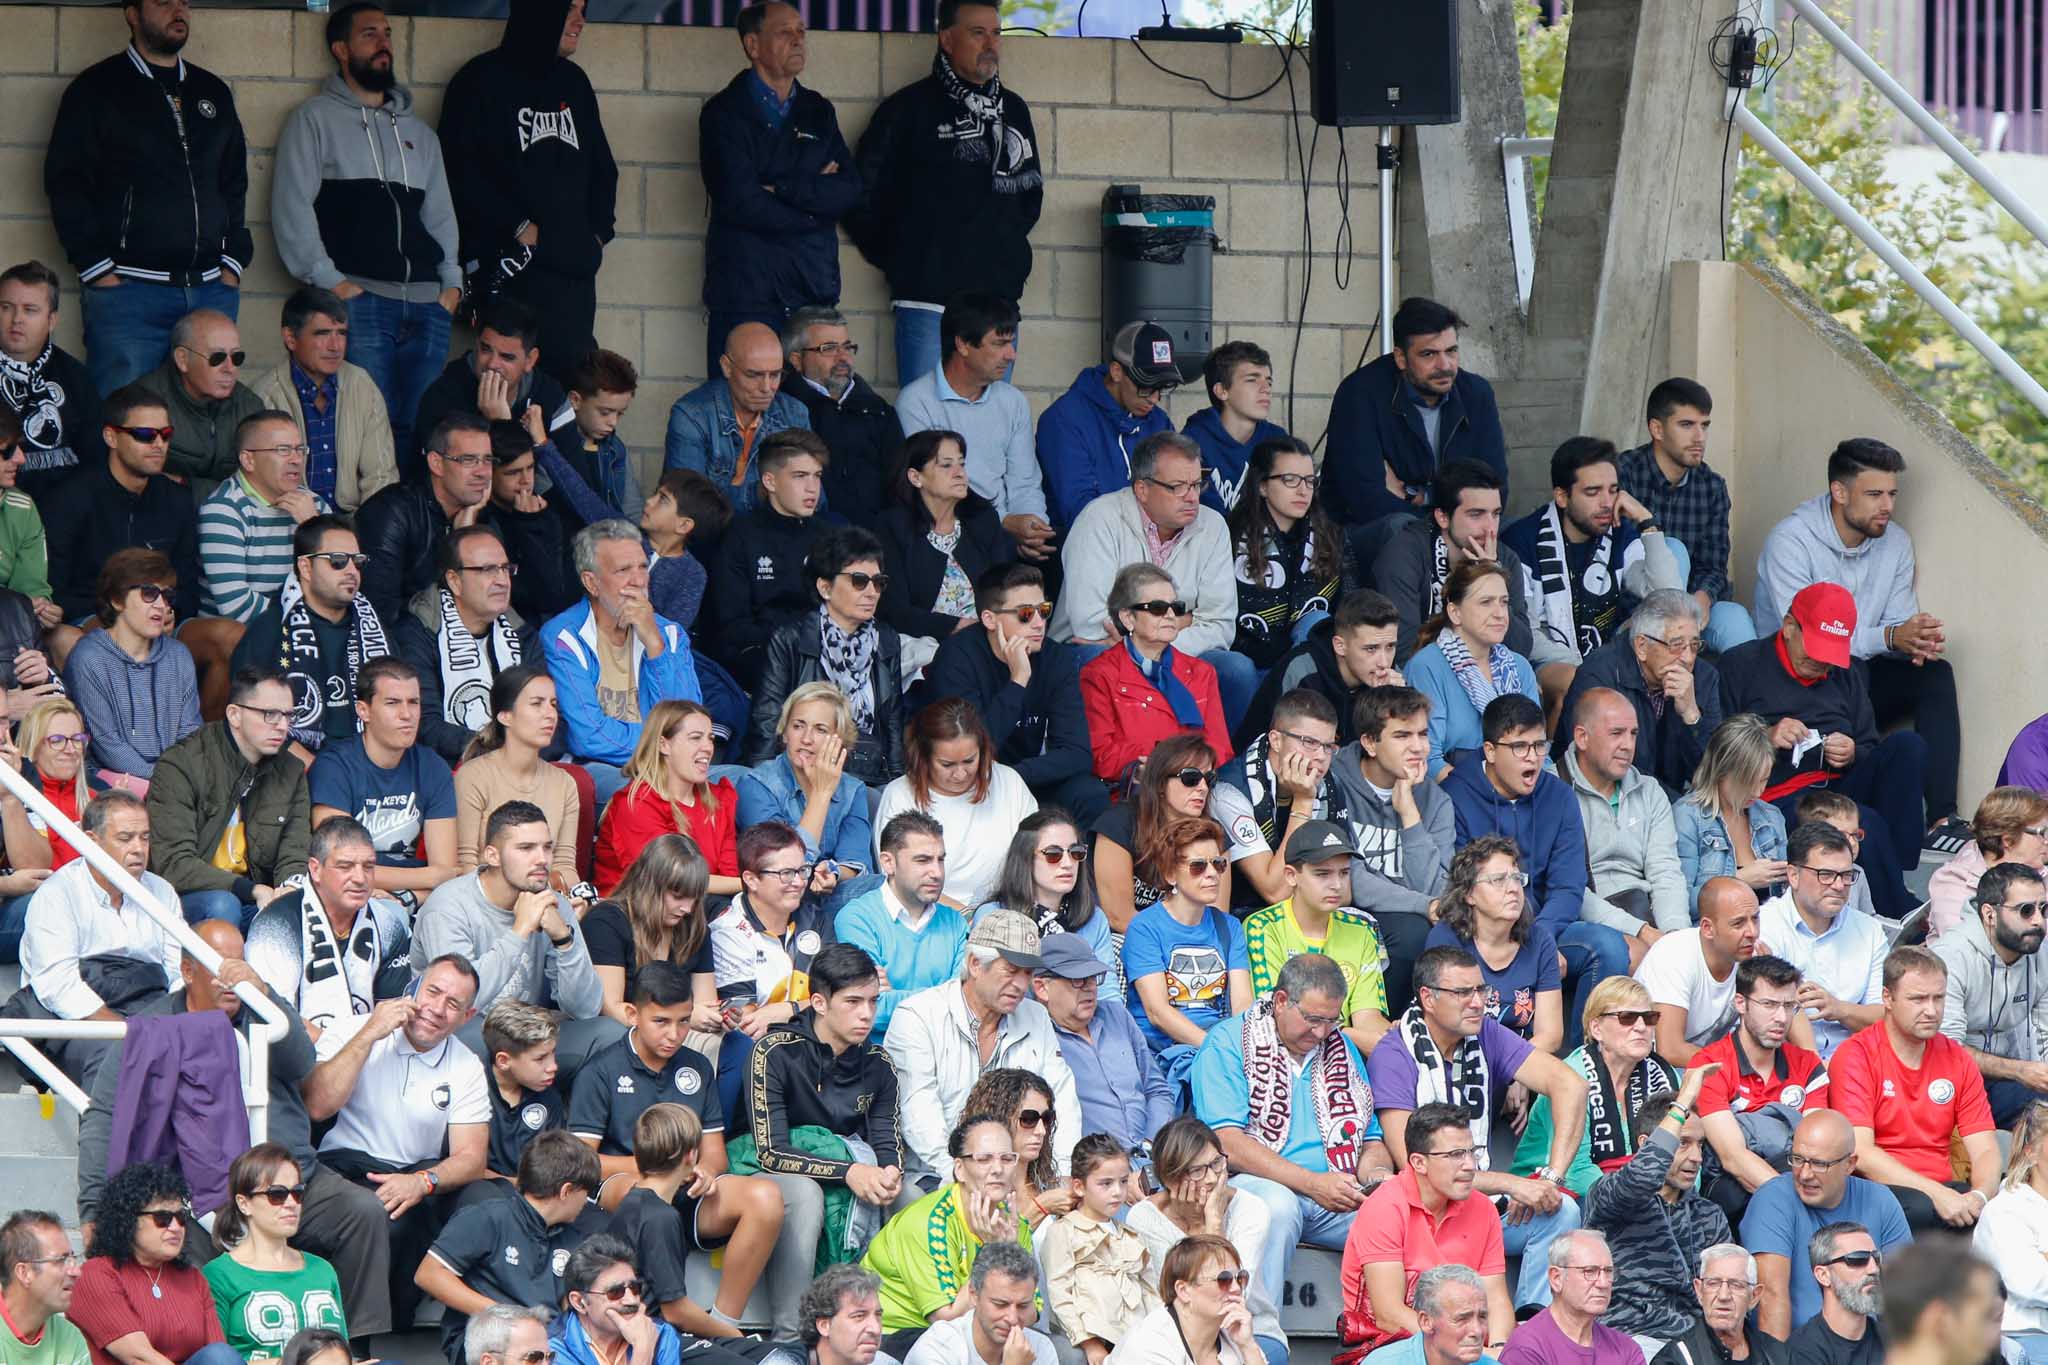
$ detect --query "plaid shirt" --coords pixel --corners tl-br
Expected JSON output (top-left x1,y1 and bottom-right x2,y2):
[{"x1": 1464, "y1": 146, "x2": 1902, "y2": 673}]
[
  {"x1": 1617, "y1": 442, "x2": 1733, "y2": 602},
  {"x1": 289, "y1": 361, "x2": 339, "y2": 506}
]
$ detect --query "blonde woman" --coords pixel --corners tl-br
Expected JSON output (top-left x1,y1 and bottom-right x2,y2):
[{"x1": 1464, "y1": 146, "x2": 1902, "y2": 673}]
[
  {"x1": 582, "y1": 833, "x2": 724, "y2": 1031},
  {"x1": 0, "y1": 697, "x2": 92, "y2": 960},
  {"x1": 1511, "y1": 975, "x2": 1679, "y2": 1198},
  {"x1": 1674, "y1": 714, "x2": 1791, "y2": 912},
  {"x1": 734, "y1": 681, "x2": 875, "y2": 909},
  {"x1": 1974, "y1": 1101, "x2": 2048, "y2": 1359},
  {"x1": 592, "y1": 700, "x2": 739, "y2": 896},
  {"x1": 453, "y1": 664, "x2": 581, "y2": 890}
]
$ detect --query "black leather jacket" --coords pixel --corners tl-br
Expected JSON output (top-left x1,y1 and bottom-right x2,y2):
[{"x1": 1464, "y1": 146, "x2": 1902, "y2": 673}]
[
  {"x1": 0, "y1": 589, "x2": 43, "y2": 688},
  {"x1": 743, "y1": 616, "x2": 905, "y2": 786},
  {"x1": 355, "y1": 482, "x2": 571, "y2": 628}
]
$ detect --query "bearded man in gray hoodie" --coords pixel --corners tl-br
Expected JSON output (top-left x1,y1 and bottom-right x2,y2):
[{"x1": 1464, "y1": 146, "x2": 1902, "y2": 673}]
[{"x1": 1932, "y1": 860, "x2": 2048, "y2": 1126}]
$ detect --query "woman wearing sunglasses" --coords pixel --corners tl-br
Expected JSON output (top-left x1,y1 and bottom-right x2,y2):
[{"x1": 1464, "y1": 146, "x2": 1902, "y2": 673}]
[
  {"x1": 977, "y1": 808, "x2": 1114, "y2": 993},
  {"x1": 204, "y1": 1143, "x2": 347, "y2": 1362},
  {"x1": 1510, "y1": 975, "x2": 1680, "y2": 1200},
  {"x1": 1425, "y1": 836, "x2": 1563, "y2": 1052},
  {"x1": 1080, "y1": 563, "x2": 1233, "y2": 786},
  {"x1": 1123, "y1": 816, "x2": 1251, "y2": 1073},
  {"x1": 963, "y1": 1067, "x2": 1071, "y2": 1227},
  {"x1": 1226, "y1": 438, "x2": 1351, "y2": 672},
  {"x1": 71, "y1": 1162, "x2": 240, "y2": 1365},
  {"x1": 875, "y1": 698, "x2": 1036, "y2": 913},
  {"x1": 744, "y1": 527, "x2": 906, "y2": 788},
  {"x1": 1403, "y1": 558, "x2": 1538, "y2": 780},
  {"x1": 1110, "y1": 1233, "x2": 1262, "y2": 1365},
  {"x1": 876, "y1": 429, "x2": 1015, "y2": 677},
  {"x1": 1093, "y1": 737, "x2": 1230, "y2": 960},
  {"x1": 62, "y1": 548, "x2": 201, "y2": 795}
]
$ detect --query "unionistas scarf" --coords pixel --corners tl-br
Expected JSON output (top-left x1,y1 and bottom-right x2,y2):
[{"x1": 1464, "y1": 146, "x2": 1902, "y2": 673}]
[
  {"x1": 1577, "y1": 1045, "x2": 1679, "y2": 1171},
  {"x1": 435, "y1": 588, "x2": 521, "y2": 732},
  {"x1": 276, "y1": 575, "x2": 389, "y2": 747},
  {"x1": 1528, "y1": 501, "x2": 1618, "y2": 658},
  {"x1": 0, "y1": 341, "x2": 77, "y2": 479},
  {"x1": 1237, "y1": 731, "x2": 1352, "y2": 850},
  {"x1": 1399, "y1": 1003, "x2": 1493, "y2": 1161},
  {"x1": 931, "y1": 50, "x2": 1040, "y2": 194},
  {"x1": 294, "y1": 887, "x2": 393, "y2": 1036},
  {"x1": 1434, "y1": 625, "x2": 1518, "y2": 718},
  {"x1": 818, "y1": 605, "x2": 878, "y2": 734},
  {"x1": 1243, "y1": 996, "x2": 1373, "y2": 1175}
]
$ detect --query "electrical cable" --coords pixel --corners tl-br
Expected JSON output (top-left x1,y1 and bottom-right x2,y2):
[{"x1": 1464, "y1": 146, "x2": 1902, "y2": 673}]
[{"x1": 1710, "y1": 5, "x2": 1794, "y2": 261}]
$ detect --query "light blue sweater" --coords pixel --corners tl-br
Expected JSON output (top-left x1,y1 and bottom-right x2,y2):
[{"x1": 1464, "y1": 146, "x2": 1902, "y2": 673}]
[
  {"x1": 1404, "y1": 638, "x2": 1540, "y2": 775},
  {"x1": 834, "y1": 885, "x2": 969, "y2": 1039}
]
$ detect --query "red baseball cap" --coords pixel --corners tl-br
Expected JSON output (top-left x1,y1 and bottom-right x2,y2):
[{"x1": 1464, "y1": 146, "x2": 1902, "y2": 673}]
[{"x1": 1788, "y1": 582, "x2": 1856, "y2": 669}]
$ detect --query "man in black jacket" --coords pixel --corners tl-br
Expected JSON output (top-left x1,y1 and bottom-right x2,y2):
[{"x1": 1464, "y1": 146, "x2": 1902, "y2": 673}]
[
  {"x1": 392, "y1": 525, "x2": 533, "y2": 765},
  {"x1": 922, "y1": 561, "x2": 1102, "y2": 821},
  {"x1": 408, "y1": 297, "x2": 575, "y2": 484},
  {"x1": 438, "y1": 0, "x2": 616, "y2": 385},
  {"x1": 1556, "y1": 589, "x2": 1723, "y2": 797},
  {"x1": 782, "y1": 306, "x2": 898, "y2": 531},
  {"x1": 42, "y1": 384, "x2": 201, "y2": 626},
  {"x1": 1236, "y1": 588, "x2": 1403, "y2": 751},
  {"x1": 706, "y1": 429, "x2": 829, "y2": 689},
  {"x1": 44, "y1": 0, "x2": 252, "y2": 397},
  {"x1": 848, "y1": 0, "x2": 1043, "y2": 387},
  {"x1": 1649, "y1": 1244, "x2": 1789, "y2": 1365},
  {"x1": 357, "y1": 413, "x2": 495, "y2": 626},
  {"x1": 0, "y1": 260, "x2": 103, "y2": 500},
  {"x1": 700, "y1": 3, "x2": 860, "y2": 363}
]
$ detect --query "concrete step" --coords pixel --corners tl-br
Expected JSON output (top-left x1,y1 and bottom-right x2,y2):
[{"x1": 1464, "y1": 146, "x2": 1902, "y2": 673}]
[{"x1": 0, "y1": 1088, "x2": 80, "y2": 1230}]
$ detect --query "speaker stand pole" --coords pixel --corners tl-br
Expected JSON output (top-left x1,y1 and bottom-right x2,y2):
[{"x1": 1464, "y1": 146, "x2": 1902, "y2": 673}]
[{"x1": 1377, "y1": 127, "x2": 1399, "y2": 356}]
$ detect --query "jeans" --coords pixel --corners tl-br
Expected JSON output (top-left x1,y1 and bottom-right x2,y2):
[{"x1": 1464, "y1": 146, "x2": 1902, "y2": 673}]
[
  {"x1": 0, "y1": 892, "x2": 32, "y2": 963},
  {"x1": 1501, "y1": 1190, "x2": 1581, "y2": 1306},
  {"x1": 717, "y1": 1027, "x2": 754, "y2": 1131},
  {"x1": 2012, "y1": 1336, "x2": 2048, "y2": 1365},
  {"x1": 1231, "y1": 1174, "x2": 1357, "y2": 1315},
  {"x1": 580, "y1": 760, "x2": 629, "y2": 810},
  {"x1": 181, "y1": 888, "x2": 257, "y2": 929},
  {"x1": 345, "y1": 291, "x2": 454, "y2": 465},
  {"x1": 1662, "y1": 538, "x2": 1756, "y2": 654},
  {"x1": 893, "y1": 304, "x2": 1015, "y2": 388},
  {"x1": 1255, "y1": 1337, "x2": 1290, "y2": 1365},
  {"x1": 186, "y1": 1346, "x2": 244, "y2": 1365},
  {"x1": 1557, "y1": 922, "x2": 1631, "y2": 1051},
  {"x1": 81, "y1": 277, "x2": 241, "y2": 395},
  {"x1": 1987, "y1": 1078, "x2": 2048, "y2": 1127},
  {"x1": 1200, "y1": 648, "x2": 1260, "y2": 735}
]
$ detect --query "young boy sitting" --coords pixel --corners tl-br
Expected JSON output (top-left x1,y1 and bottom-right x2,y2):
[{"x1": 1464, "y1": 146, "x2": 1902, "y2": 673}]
[
  {"x1": 568, "y1": 962, "x2": 800, "y2": 1337},
  {"x1": 416, "y1": 1129, "x2": 601, "y2": 1364},
  {"x1": 640, "y1": 468, "x2": 732, "y2": 631},
  {"x1": 540, "y1": 348, "x2": 644, "y2": 527},
  {"x1": 607, "y1": 1101, "x2": 745, "y2": 1339},
  {"x1": 483, "y1": 999, "x2": 565, "y2": 1185}
]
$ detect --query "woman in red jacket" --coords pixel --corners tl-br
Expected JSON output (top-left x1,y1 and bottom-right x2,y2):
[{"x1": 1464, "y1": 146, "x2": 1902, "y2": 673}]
[
  {"x1": 592, "y1": 699, "x2": 740, "y2": 896},
  {"x1": 1080, "y1": 562, "x2": 1233, "y2": 784}
]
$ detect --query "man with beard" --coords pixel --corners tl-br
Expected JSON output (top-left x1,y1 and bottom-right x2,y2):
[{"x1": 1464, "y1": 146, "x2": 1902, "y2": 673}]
[
  {"x1": 273, "y1": 3, "x2": 462, "y2": 463},
  {"x1": 1691, "y1": 956, "x2": 1831, "y2": 1224},
  {"x1": 1503, "y1": 438, "x2": 1683, "y2": 725},
  {"x1": 1373, "y1": 460, "x2": 1548, "y2": 663},
  {"x1": 1617, "y1": 379, "x2": 1754, "y2": 653},
  {"x1": 1754, "y1": 438, "x2": 1963, "y2": 847},
  {"x1": 834, "y1": 813, "x2": 967, "y2": 1041},
  {"x1": 439, "y1": 0, "x2": 616, "y2": 385},
  {"x1": 0, "y1": 261, "x2": 102, "y2": 501},
  {"x1": 44, "y1": 0, "x2": 251, "y2": 396},
  {"x1": 1932, "y1": 861, "x2": 2048, "y2": 1124},
  {"x1": 1786, "y1": 1223, "x2": 1885, "y2": 1365},
  {"x1": 782, "y1": 307, "x2": 898, "y2": 531}
]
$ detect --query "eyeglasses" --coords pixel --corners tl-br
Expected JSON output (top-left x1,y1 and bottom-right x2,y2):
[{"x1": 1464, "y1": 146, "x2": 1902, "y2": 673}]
[
  {"x1": 1183, "y1": 856, "x2": 1228, "y2": 875},
  {"x1": 1822, "y1": 1251, "x2": 1881, "y2": 1269},
  {"x1": 458, "y1": 562, "x2": 519, "y2": 578},
  {"x1": 839, "y1": 571, "x2": 889, "y2": 593},
  {"x1": 1641, "y1": 634, "x2": 1705, "y2": 657},
  {"x1": 962, "y1": 1152, "x2": 1020, "y2": 1168},
  {"x1": 117, "y1": 425, "x2": 174, "y2": 445},
  {"x1": 140, "y1": 1208, "x2": 186, "y2": 1229},
  {"x1": 231, "y1": 704, "x2": 293, "y2": 727},
  {"x1": 2003, "y1": 899, "x2": 2048, "y2": 920},
  {"x1": 1697, "y1": 1278, "x2": 1753, "y2": 1297},
  {"x1": 300, "y1": 551, "x2": 370, "y2": 571},
  {"x1": 514, "y1": 1352, "x2": 555, "y2": 1365},
  {"x1": 437, "y1": 451, "x2": 493, "y2": 468},
  {"x1": 1563, "y1": 1265, "x2": 1616, "y2": 1282},
  {"x1": 1601, "y1": 1008, "x2": 1661, "y2": 1027},
  {"x1": 1279, "y1": 729, "x2": 1336, "y2": 757},
  {"x1": 1794, "y1": 865, "x2": 1861, "y2": 887},
  {"x1": 179, "y1": 346, "x2": 246, "y2": 368},
  {"x1": 126, "y1": 584, "x2": 170, "y2": 604},
  {"x1": 2026, "y1": 826, "x2": 2048, "y2": 841},
  {"x1": 1488, "y1": 739, "x2": 1545, "y2": 759},
  {"x1": 1130, "y1": 598, "x2": 1191, "y2": 617},
  {"x1": 754, "y1": 864, "x2": 815, "y2": 886},
  {"x1": 42, "y1": 734, "x2": 89, "y2": 751},
  {"x1": 22, "y1": 1253, "x2": 82, "y2": 1269},
  {"x1": 1015, "y1": 1108, "x2": 1049, "y2": 1128},
  {"x1": 1139, "y1": 476, "x2": 1204, "y2": 499},
  {"x1": 245, "y1": 443, "x2": 311, "y2": 459},
  {"x1": 1188, "y1": 1155, "x2": 1230, "y2": 1180},
  {"x1": 798, "y1": 341, "x2": 860, "y2": 357},
  {"x1": 1135, "y1": 385, "x2": 1173, "y2": 401},
  {"x1": 1422, "y1": 1145, "x2": 1479, "y2": 1164},
  {"x1": 1475, "y1": 870, "x2": 1531, "y2": 889},
  {"x1": 1288, "y1": 1000, "x2": 1344, "y2": 1029},
  {"x1": 1207, "y1": 1270, "x2": 1253, "y2": 1292},
  {"x1": 1171, "y1": 768, "x2": 1213, "y2": 789},
  {"x1": 1787, "y1": 1153, "x2": 1850, "y2": 1174},
  {"x1": 1263, "y1": 472, "x2": 1319, "y2": 491},
  {"x1": 1001, "y1": 603, "x2": 1053, "y2": 623},
  {"x1": 1423, "y1": 983, "x2": 1488, "y2": 1001},
  {"x1": 1038, "y1": 845, "x2": 1089, "y2": 866},
  {"x1": 255, "y1": 1183, "x2": 307, "y2": 1205},
  {"x1": 589, "y1": 1278, "x2": 647, "y2": 1302}
]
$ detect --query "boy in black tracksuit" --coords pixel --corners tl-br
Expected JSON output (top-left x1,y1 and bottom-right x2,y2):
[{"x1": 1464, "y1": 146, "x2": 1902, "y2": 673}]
[
  {"x1": 706, "y1": 498, "x2": 825, "y2": 690},
  {"x1": 438, "y1": 0, "x2": 617, "y2": 383}
]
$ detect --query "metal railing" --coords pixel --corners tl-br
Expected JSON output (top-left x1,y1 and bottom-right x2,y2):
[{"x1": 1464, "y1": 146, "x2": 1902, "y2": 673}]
[
  {"x1": 0, "y1": 762, "x2": 288, "y2": 1141},
  {"x1": 1501, "y1": 135, "x2": 1553, "y2": 313}
]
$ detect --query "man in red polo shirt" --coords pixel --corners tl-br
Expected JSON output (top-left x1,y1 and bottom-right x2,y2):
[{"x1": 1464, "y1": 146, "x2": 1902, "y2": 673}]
[
  {"x1": 1340, "y1": 1102, "x2": 1514, "y2": 1360},
  {"x1": 1828, "y1": 945, "x2": 1999, "y2": 1232},
  {"x1": 1694, "y1": 954, "x2": 1829, "y2": 1222}
]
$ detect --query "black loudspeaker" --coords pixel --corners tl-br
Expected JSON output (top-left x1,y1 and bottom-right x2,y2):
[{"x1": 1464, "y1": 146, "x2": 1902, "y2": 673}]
[{"x1": 1310, "y1": 0, "x2": 1462, "y2": 127}]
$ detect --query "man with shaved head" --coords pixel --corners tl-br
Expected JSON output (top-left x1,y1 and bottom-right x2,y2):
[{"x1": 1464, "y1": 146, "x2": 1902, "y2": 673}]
[
  {"x1": 1566, "y1": 686, "x2": 1690, "y2": 972},
  {"x1": 1739, "y1": 1110, "x2": 1911, "y2": 1342},
  {"x1": 1636, "y1": 877, "x2": 1768, "y2": 1067},
  {"x1": 135, "y1": 308, "x2": 266, "y2": 495},
  {"x1": 664, "y1": 320, "x2": 813, "y2": 514}
]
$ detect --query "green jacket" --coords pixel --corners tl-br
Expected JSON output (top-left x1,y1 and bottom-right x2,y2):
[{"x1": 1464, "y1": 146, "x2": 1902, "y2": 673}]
[
  {"x1": 1511, "y1": 1044, "x2": 1679, "y2": 1198},
  {"x1": 0, "y1": 489, "x2": 51, "y2": 600},
  {"x1": 145, "y1": 720, "x2": 309, "y2": 899},
  {"x1": 135, "y1": 357, "x2": 267, "y2": 490},
  {"x1": 728, "y1": 1125, "x2": 862, "y2": 1275}
]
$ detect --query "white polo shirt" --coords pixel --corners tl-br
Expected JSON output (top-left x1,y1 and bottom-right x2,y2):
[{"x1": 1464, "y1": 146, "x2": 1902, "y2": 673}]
[{"x1": 316, "y1": 1011, "x2": 490, "y2": 1166}]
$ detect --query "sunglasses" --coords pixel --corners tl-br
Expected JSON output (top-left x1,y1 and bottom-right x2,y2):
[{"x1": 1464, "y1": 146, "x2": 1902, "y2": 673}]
[
  {"x1": 1823, "y1": 1251, "x2": 1881, "y2": 1269},
  {"x1": 1601, "y1": 1008, "x2": 1662, "y2": 1028},
  {"x1": 256, "y1": 1184, "x2": 307, "y2": 1206},
  {"x1": 840, "y1": 571, "x2": 889, "y2": 593},
  {"x1": 1172, "y1": 768, "x2": 1213, "y2": 789},
  {"x1": 117, "y1": 424, "x2": 175, "y2": 445},
  {"x1": 2004, "y1": 899, "x2": 2048, "y2": 920},
  {"x1": 1208, "y1": 1270, "x2": 1253, "y2": 1292},
  {"x1": 516, "y1": 1353, "x2": 555, "y2": 1365},
  {"x1": 1183, "y1": 856, "x2": 1228, "y2": 875},
  {"x1": 1001, "y1": 603, "x2": 1054, "y2": 623},
  {"x1": 1015, "y1": 1108, "x2": 1049, "y2": 1128},
  {"x1": 127, "y1": 584, "x2": 170, "y2": 604},
  {"x1": 181, "y1": 346, "x2": 246, "y2": 368},
  {"x1": 301, "y1": 551, "x2": 370, "y2": 571},
  {"x1": 140, "y1": 1209, "x2": 185, "y2": 1229},
  {"x1": 1130, "y1": 599, "x2": 1191, "y2": 617},
  {"x1": 588, "y1": 1278, "x2": 647, "y2": 1302},
  {"x1": 1038, "y1": 844, "x2": 1089, "y2": 866}
]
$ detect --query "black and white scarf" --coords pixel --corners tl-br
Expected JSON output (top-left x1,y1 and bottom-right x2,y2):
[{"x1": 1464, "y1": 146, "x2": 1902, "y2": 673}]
[
  {"x1": 1576, "y1": 1044, "x2": 1679, "y2": 1171},
  {"x1": 0, "y1": 341, "x2": 79, "y2": 479},
  {"x1": 1427, "y1": 531, "x2": 1452, "y2": 620},
  {"x1": 295, "y1": 888, "x2": 391, "y2": 1036},
  {"x1": 931, "y1": 51, "x2": 1039, "y2": 193},
  {"x1": 276, "y1": 576, "x2": 389, "y2": 747},
  {"x1": 1237, "y1": 732, "x2": 1352, "y2": 851},
  {"x1": 1244, "y1": 997, "x2": 1373, "y2": 1175},
  {"x1": 818, "y1": 604, "x2": 878, "y2": 734},
  {"x1": 434, "y1": 589, "x2": 520, "y2": 732},
  {"x1": 1399, "y1": 1003, "x2": 1492, "y2": 1163},
  {"x1": 1529, "y1": 502, "x2": 1616, "y2": 658}
]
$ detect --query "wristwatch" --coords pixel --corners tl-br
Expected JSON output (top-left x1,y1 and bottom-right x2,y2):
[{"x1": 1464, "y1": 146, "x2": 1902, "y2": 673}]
[
  {"x1": 1532, "y1": 1166, "x2": 1565, "y2": 1187},
  {"x1": 421, "y1": 1169, "x2": 441, "y2": 1194}
]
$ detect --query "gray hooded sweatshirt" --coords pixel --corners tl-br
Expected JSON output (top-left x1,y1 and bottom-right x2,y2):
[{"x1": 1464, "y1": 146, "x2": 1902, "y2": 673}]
[
  {"x1": 1327, "y1": 741, "x2": 1456, "y2": 918},
  {"x1": 1752, "y1": 492, "x2": 1920, "y2": 657},
  {"x1": 272, "y1": 74, "x2": 464, "y2": 301},
  {"x1": 1933, "y1": 902, "x2": 2048, "y2": 1064},
  {"x1": 1565, "y1": 746, "x2": 1692, "y2": 933},
  {"x1": 410, "y1": 871, "x2": 603, "y2": 1019}
]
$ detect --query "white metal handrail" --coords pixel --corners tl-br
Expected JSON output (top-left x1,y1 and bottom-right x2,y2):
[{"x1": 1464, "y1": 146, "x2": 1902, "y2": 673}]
[
  {"x1": 0, "y1": 762, "x2": 288, "y2": 1142},
  {"x1": 1501, "y1": 136, "x2": 1554, "y2": 313}
]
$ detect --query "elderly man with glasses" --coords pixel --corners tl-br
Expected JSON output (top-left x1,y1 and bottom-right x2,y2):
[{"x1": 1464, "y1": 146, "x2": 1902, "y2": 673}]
[
  {"x1": 1558, "y1": 591, "x2": 1723, "y2": 800},
  {"x1": 134, "y1": 309, "x2": 265, "y2": 496},
  {"x1": 197, "y1": 410, "x2": 330, "y2": 624},
  {"x1": 1649, "y1": 1245, "x2": 1789, "y2": 1365},
  {"x1": 1500, "y1": 1230, "x2": 1644, "y2": 1365},
  {"x1": 1932, "y1": 860, "x2": 2048, "y2": 1126}
]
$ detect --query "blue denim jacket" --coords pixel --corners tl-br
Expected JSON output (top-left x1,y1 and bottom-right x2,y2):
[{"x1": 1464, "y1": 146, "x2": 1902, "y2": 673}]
[
  {"x1": 661, "y1": 378, "x2": 811, "y2": 514},
  {"x1": 733, "y1": 752, "x2": 874, "y2": 871},
  {"x1": 1674, "y1": 795, "x2": 1788, "y2": 912}
]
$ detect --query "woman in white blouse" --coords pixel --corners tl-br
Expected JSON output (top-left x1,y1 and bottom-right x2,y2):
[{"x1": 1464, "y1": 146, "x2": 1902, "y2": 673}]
[
  {"x1": 1109, "y1": 1233, "x2": 1263, "y2": 1365},
  {"x1": 874, "y1": 697, "x2": 1037, "y2": 911},
  {"x1": 1974, "y1": 1101, "x2": 2048, "y2": 1361}
]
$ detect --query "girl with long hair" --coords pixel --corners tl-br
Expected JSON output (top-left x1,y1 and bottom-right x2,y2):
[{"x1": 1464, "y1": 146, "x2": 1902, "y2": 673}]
[
  {"x1": 1093, "y1": 735, "x2": 1228, "y2": 943},
  {"x1": 962, "y1": 1067, "x2": 1070, "y2": 1226},
  {"x1": 583, "y1": 832, "x2": 723, "y2": 1031},
  {"x1": 1977, "y1": 1100, "x2": 2048, "y2": 1354},
  {"x1": 1226, "y1": 436, "x2": 1349, "y2": 670},
  {"x1": 1404, "y1": 558, "x2": 1538, "y2": 779},
  {"x1": 593, "y1": 699, "x2": 740, "y2": 896},
  {"x1": 976, "y1": 807, "x2": 1114, "y2": 989},
  {"x1": 874, "y1": 697, "x2": 1037, "y2": 910},
  {"x1": 204, "y1": 1144, "x2": 347, "y2": 1361},
  {"x1": 1424, "y1": 834, "x2": 1562, "y2": 1049},
  {"x1": 453, "y1": 664, "x2": 581, "y2": 889}
]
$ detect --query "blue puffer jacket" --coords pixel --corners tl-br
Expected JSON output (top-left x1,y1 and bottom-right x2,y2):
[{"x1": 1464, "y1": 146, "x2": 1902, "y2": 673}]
[
  {"x1": 1322, "y1": 352, "x2": 1508, "y2": 524},
  {"x1": 1181, "y1": 406, "x2": 1290, "y2": 514},
  {"x1": 1443, "y1": 750, "x2": 1590, "y2": 936},
  {"x1": 1035, "y1": 365, "x2": 1173, "y2": 526}
]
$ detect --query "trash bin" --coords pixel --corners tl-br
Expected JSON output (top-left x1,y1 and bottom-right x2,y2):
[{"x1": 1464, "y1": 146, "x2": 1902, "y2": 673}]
[{"x1": 1101, "y1": 185, "x2": 1217, "y2": 386}]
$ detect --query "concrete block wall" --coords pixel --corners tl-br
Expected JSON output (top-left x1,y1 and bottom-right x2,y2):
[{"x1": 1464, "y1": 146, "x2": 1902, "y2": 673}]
[{"x1": 0, "y1": 9, "x2": 1385, "y2": 474}]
